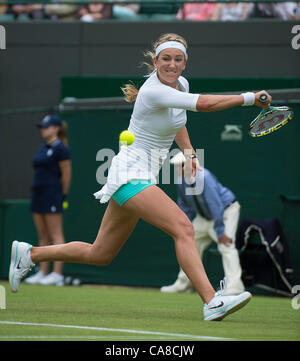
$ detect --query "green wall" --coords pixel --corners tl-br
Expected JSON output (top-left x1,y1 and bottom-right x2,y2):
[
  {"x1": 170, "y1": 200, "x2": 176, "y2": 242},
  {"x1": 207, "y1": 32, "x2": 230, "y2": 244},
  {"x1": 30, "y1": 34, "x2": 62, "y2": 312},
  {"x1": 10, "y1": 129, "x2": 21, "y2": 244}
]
[{"x1": 61, "y1": 76, "x2": 300, "y2": 99}]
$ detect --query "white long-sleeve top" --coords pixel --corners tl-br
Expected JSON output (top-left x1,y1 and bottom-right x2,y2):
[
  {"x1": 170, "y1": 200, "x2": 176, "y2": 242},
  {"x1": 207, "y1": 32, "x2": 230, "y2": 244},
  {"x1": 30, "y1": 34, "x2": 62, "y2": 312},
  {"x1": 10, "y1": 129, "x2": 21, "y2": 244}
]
[{"x1": 94, "y1": 71, "x2": 199, "y2": 203}]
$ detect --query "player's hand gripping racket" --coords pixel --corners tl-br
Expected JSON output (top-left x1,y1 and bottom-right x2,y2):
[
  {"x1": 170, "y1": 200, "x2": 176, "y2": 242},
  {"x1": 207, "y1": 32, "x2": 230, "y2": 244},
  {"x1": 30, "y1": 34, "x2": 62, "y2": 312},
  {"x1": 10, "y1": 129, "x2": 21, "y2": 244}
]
[{"x1": 249, "y1": 93, "x2": 293, "y2": 137}]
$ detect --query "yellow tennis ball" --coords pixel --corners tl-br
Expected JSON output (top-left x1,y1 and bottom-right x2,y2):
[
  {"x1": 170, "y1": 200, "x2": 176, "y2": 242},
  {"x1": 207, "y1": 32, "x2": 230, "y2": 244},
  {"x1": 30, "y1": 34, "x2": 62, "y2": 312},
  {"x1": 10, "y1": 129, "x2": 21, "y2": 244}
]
[{"x1": 119, "y1": 130, "x2": 135, "y2": 146}]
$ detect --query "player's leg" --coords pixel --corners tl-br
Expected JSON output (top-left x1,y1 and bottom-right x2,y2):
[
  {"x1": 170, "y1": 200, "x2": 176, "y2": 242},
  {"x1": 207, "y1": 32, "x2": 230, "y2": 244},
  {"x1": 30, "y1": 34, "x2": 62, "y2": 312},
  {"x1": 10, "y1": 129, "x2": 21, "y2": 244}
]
[
  {"x1": 86, "y1": 199, "x2": 140, "y2": 265},
  {"x1": 30, "y1": 199, "x2": 139, "y2": 266},
  {"x1": 10, "y1": 200, "x2": 139, "y2": 292},
  {"x1": 124, "y1": 186, "x2": 251, "y2": 320},
  {"x1": 161, "y1": 215, "x2": 212, "y2": 293},
  {"x1": 123, "y1": 185, "x2": 216, "y2": 304}
]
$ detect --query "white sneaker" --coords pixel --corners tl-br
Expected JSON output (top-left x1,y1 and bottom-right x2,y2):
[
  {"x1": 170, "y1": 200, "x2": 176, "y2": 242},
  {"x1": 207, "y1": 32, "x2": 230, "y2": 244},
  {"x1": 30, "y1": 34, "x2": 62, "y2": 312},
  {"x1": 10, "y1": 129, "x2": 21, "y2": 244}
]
[
  {"x1": 203, "y1": 278, "x2": 251, "y2": 321},
  {"x1": 39, "y1": 272, "x2": 64, "y2": 286},
  {"x1": 24, "y1": 270, "x2": 46, "y2": 285},
  {"x1": 9, "y1": 241, "x2": 35, "y2": 293}
]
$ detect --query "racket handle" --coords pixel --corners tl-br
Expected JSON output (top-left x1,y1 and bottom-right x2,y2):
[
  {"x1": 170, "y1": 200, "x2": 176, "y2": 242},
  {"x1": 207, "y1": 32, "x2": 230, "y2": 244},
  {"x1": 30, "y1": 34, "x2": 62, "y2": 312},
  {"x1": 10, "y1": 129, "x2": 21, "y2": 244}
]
[
  {"x1": 258, "y1": 93, "x2": 273, "y2": 116},
  {"x1": 259, "y1": 93, "x2": 269, "y2": 104}
]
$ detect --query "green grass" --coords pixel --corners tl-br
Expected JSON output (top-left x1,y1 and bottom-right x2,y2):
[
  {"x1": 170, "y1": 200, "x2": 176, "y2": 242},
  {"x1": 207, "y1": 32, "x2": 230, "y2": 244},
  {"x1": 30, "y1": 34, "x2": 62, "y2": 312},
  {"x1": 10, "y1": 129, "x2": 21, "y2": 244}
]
[{"x1": 0, "y1": 281, "x2": 299, "y2": 341}]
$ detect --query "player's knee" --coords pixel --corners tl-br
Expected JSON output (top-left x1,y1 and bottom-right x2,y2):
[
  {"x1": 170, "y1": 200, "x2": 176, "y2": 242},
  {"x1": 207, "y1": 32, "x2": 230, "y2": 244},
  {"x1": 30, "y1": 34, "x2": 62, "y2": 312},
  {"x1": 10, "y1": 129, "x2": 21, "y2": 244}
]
[
  {"x1": 89, "y1": 250, "x2": 115, "y2": 266},
  {"x1": 173, "y1": 218, "x2": 194, "y2": 243}
]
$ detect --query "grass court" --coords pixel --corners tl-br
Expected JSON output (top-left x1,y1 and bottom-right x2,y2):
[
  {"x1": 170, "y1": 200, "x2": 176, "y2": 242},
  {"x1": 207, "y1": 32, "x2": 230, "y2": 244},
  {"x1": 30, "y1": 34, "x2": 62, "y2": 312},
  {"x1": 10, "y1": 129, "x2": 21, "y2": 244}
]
[{"x1": 0, "y1": 281, "x2": 299, "y2": 342}]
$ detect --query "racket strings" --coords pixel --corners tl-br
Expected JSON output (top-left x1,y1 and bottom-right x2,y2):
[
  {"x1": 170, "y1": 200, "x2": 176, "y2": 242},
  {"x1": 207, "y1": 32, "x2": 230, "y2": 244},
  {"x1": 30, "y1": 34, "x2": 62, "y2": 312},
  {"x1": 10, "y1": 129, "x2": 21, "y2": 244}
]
[{"x1": 249, "y1": 106, "x2": 293, "y2": 137}]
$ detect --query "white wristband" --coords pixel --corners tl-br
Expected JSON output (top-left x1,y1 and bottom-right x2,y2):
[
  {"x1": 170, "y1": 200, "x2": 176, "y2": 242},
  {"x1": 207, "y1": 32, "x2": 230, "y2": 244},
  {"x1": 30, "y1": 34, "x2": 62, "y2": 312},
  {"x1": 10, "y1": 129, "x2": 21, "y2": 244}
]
[{"x1": 241, "y1": 92, "x2": 255, "y2": 106}]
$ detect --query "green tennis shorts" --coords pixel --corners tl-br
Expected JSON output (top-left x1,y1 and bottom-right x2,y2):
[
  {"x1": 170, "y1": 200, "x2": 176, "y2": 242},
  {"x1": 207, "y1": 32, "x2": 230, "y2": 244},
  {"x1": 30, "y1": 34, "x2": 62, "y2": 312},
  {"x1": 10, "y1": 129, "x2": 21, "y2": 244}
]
[{"x1": 111, "y1": 180, "x2": 154, "y2": 206}]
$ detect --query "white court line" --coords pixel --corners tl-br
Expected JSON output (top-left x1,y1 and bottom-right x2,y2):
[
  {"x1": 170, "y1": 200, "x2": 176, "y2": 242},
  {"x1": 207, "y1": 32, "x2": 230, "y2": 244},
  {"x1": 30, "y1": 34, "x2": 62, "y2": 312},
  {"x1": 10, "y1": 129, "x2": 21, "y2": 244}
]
[
  {"x1": 0, "y1": 321, "x2": 234, "y2": 341},
  {"x1": 0, "y1": 335, "x2": 185, "y2": 340}
]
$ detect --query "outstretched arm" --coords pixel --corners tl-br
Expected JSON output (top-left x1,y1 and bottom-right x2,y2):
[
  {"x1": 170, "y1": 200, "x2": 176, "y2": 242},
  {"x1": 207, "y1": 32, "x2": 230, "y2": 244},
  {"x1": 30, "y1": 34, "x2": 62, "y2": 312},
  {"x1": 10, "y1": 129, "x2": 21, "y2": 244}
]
[{"x1": 196, "y1": 90, "x2": 272, "y2": 112}]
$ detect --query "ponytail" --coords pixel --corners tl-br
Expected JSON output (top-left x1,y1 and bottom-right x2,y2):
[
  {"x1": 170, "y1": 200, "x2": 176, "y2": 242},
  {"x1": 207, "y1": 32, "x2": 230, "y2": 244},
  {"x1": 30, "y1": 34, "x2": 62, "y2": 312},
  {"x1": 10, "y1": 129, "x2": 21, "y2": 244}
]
[{"x1": 121, "y1": 82, "x2": 139, "y2": 103}]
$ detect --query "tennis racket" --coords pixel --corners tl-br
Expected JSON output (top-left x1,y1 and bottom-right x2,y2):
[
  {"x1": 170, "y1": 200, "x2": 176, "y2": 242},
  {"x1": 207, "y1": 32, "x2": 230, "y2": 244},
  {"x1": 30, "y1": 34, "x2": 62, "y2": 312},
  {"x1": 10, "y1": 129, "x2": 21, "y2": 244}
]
[{"x1": 249, "y1": 94, "x2": 293, "y2": 137}]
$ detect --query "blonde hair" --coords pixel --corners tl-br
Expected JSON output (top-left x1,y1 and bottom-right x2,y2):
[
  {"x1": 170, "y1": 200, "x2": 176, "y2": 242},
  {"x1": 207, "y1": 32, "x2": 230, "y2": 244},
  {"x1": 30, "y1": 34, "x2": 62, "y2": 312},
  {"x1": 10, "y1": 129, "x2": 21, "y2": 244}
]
[
  {"x1": 121, "y1": 33, "x2": 188, "y2": 103},
  {"x1": 58, "y1": 120, "x2": 68, "y2": 147}
]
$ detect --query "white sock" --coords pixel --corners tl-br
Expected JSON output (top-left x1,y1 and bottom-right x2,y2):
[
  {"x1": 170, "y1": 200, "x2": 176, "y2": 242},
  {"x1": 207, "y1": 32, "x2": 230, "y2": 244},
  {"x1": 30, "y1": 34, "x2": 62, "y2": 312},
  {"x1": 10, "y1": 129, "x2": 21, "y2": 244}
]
[{"x1": 27, "y1": 247, "x2": 35, "y2": 267}]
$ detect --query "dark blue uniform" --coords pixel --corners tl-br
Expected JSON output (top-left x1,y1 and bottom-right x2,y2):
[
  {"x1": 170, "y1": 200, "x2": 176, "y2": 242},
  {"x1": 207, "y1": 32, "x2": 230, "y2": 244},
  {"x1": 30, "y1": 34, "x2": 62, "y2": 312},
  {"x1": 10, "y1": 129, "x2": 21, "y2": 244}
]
[{"x1": 30, "y1": 139, "x2": 70, "y2": 213}]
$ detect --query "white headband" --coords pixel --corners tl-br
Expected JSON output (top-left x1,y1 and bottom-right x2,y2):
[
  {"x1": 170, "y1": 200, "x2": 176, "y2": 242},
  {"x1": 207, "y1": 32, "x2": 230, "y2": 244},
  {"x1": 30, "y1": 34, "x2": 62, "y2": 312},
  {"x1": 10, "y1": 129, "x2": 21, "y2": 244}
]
[{"x1": 155, "y1": 41, "x2": 187, "y2": 58}]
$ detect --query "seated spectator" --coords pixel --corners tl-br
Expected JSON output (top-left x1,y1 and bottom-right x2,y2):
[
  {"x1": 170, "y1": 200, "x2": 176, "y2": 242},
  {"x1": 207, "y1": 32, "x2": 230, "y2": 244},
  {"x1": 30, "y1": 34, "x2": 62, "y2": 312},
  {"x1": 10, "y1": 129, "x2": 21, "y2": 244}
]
[
  {"x1": 257, "y1": 2, "x2": 298, "y2": 19},
  {"x1": 27, "y1": 4, "x2": 44, "y2": 19},
  {"x1": 78, "y1": 0, "x2": 112, "y2": 21},
  {"x1": 212, "y1": 2, "x2": 254, "y2": 21},
  {"x1": 113, "y1": 0, "x2": 140, "y2": 19},
  {"x1": 281, "y1": 1, "x2": 300, "y2": 19},
  {"x1": 11, "y1": 1, "x2": 44, "y2": 20},
  {"x1": 45, "y1": 0, "x2": 79, "y2": 20},
  {"x1": 291, "y1": 2, "x2": 300, "y2": 19},
  {"x1": 176, "y1": 0, "x2": 216, "y2": 21},
  {"x1": 0, "y1": 0, "x2": 8, "y2": 16}
]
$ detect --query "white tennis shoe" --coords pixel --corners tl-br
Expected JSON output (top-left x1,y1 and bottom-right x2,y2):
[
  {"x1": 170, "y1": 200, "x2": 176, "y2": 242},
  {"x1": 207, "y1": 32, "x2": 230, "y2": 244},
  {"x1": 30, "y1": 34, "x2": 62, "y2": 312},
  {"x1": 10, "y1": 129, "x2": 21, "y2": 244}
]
[
  {"x1": 9, "y1": 241, "x2": 35, "y2": 292},
  {"x1": 203, "y1": 278, "x2": 252, "y2": 321}
]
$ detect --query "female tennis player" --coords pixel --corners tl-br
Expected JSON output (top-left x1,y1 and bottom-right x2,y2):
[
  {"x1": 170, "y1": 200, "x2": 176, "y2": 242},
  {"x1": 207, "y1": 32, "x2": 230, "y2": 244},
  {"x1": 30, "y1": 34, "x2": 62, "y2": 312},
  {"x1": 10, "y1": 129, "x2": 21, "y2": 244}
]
[{"x1": 9, "y1": 33, "x2": 271, "y2": 321}]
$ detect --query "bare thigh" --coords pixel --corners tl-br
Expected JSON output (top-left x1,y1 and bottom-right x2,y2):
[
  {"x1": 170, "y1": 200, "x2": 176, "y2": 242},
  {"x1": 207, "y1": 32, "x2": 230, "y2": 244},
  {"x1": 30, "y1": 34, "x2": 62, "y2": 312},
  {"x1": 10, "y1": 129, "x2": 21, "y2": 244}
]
[
  {"x1": 90, "y1": 198, "x2": 140, "y2": 264},
  {"x1": 123, "y1": 185, "x2": 192, "y2": 239}
]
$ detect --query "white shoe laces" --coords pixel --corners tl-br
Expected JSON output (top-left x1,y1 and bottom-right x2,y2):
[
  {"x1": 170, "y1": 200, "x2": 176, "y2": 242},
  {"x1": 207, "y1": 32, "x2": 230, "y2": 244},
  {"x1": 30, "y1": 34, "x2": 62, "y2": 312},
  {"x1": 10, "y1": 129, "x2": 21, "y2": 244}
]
[
  {"x1": 205, "y1": 277, "x2": 227, "y2": 308},
  {"x1": 20, "y1": 264, "x2": 33, "y2": 278}
]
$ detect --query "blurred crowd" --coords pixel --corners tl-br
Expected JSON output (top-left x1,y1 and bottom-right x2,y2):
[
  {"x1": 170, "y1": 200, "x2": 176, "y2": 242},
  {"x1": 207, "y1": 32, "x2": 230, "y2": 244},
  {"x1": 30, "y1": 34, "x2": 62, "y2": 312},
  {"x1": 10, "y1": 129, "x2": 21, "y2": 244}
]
[
  {"x1": 177, "y1": 1, "x2": 300, "y2": 21},
  {"x1": 0, "y1": 0, "x2": 299, "y2": 21}
]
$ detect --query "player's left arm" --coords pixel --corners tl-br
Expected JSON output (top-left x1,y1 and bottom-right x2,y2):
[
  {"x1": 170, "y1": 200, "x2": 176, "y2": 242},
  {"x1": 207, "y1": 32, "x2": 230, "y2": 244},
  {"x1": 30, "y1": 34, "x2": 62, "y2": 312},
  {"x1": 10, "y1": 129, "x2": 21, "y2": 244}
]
[
  {"x1": 174, "y1": 126, "x2": 196, "y2": 156},
  {"x1": 175, "y1": 126, "x2": 201, "y2": 177}
]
